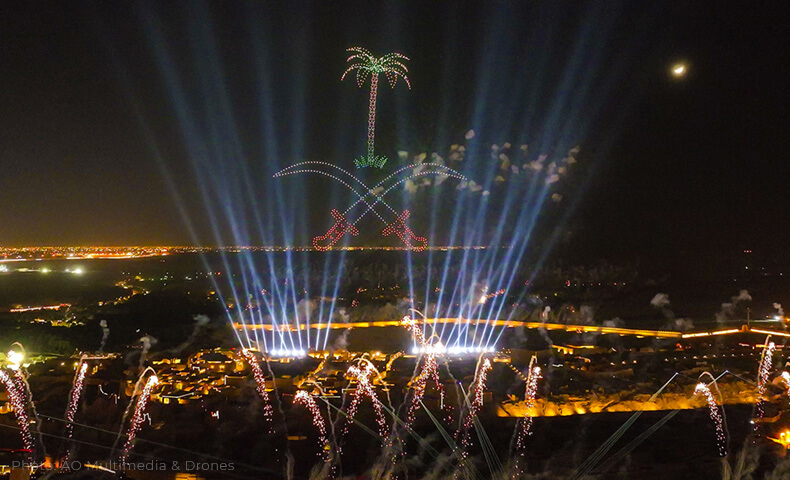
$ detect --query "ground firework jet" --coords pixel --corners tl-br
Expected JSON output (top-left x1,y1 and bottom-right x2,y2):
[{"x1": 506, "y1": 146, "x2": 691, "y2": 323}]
[
  {"x1": 511, "y1": 357, "x2": 542, "y2": 478},
  {"x1": 516, "y1": 357, "x2": 541, "y2": 449},
  {"x1": 295, "y1": 390, "x2": 331, "y2": 462},
  {"x1": 0, "y1": 344, "x2": 35, "y2": 455},
  {"x1": 120, "y1": 372, "x2": 159, "y2": 462},
  {"x1": 61, "y1": 360, "x2": 88, "y2": 465},
  {"x1": 342, "y1": 47, "x2": 411, "y2": 169},
  {"x1": 401, "y1": 316, "x2": 449, "y2": 424},
  {"x1": 240, "y1": 349, "x2": 274, "y2": 426},
  {"x1": 695, "y1": 381, "x2": 727, "y2": 457},
  {"x1": 457, "y1": 356, "x2": 493, "y2": 469},
  {"x1": 344, "y1": 359, "x2": 388, "y2": 440},
  {"x1": 0, "y1": 369, "x2": 34, "y2": 452}
]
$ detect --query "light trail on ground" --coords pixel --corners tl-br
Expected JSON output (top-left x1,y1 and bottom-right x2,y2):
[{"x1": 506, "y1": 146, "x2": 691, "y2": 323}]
[
  {"x1": 235, "y1": 318, "x2": 683, "y2": 338},
  {"x1": 234, "y1": 322, "x2": 790, "y2": 343}
]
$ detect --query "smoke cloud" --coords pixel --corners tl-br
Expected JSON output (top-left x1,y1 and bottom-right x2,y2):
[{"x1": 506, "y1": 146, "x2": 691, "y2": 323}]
[
  {"x1": 98, "y1": 319, "x2": 110, "y2": 353},
  {"x1": 650, "y1": 293, "x2": 670, "y2": 308},
  {"x1": 138, "y1": 335, "x2": 158, "y2": 368}
]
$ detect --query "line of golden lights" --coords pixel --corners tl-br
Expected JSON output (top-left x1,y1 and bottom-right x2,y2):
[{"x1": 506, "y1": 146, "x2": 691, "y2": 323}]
[{"x1": 235, "y1": 321, "x2": 790, "y2": 341}]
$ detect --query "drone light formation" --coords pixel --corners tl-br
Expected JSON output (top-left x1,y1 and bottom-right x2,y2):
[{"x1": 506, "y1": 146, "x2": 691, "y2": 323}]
[
  {"x1": 694, "y1": 382, "x2": 727, "y2": 457},
  {"x1": 382, "y1": 210, "x2": 427, "y2": 252},
  {"x1": 121, "y1": 374, "x2": 159, "y2": 462},
  {"x1": 275, "y1": 161, "x2": 466, "y2": 254},
  {"x1": 312, "y1": 209, "x2": 360, "y2": 251},
  {"x1": 342, "y1": 47, "x2": 410, "y2": 169},
  {"x1": 160, "y1": 36, "x2": 581, "y2": 372}
]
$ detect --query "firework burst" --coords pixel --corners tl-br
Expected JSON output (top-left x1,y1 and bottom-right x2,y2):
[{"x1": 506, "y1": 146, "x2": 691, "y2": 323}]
[
  {"x1": 295, "y1": 390, "x2": 331, "y2": 462},
  {"x1": 240, "y1": 349, "x2": 274, "y2": 426},
  {"x1": 0, "y1": 369, "x2": 34, "y2": 452},
  {"x1": 694, "y1": 382, "x2": 727, "y2": 457},
  {"x1": 120, "y1": 374, "x2": 159, "y2": 462}
]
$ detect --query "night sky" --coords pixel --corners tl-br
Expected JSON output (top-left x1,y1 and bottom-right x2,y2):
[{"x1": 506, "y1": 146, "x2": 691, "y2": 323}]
[{"x1": 1, "y1": 1, "x2": 788, "y2": 277}]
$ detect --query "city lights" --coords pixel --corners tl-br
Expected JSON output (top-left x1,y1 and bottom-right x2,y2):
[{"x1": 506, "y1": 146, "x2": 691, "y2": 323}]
[{"x1": 1, "y1": 3, "x2": 786, "y2": 479}]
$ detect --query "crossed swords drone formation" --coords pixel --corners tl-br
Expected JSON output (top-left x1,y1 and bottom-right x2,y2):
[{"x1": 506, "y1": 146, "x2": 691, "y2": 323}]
[
  {"x1": 273, "y1": 161, "x2": 467, "y2": 251},
  {"x1": 274, "y1": 47, "x2": 473, "y2": 251}
]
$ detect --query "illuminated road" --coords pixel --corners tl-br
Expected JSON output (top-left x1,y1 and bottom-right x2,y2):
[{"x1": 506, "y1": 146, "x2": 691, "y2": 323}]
[
  {"x1": 235, "y1": 318, "x2": 683, "y2": 338},
  {"x1": 235, "y1": 320, "x2": 790, "y2": 340}
]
